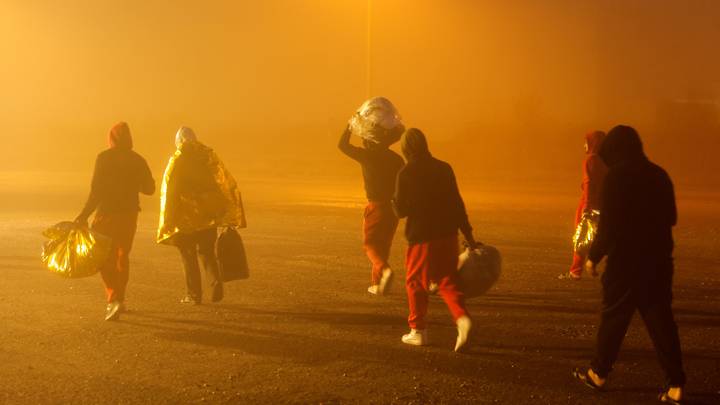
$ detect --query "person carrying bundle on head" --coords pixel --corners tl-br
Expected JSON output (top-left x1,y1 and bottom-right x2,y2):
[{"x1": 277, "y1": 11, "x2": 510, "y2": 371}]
[{"x1": 338, "y1": 97, "x2": 405, "y2": 296}]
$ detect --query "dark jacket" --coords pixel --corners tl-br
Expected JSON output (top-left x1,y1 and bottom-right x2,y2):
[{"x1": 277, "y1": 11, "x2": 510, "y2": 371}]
[
  {"x1": 79, "y1": 123, "x2": 155, "y2": 218},
  {"x1": 338, "y1": 130, "x2": 404, "y2": 202},
  {"x1": 393, "y1": 156, "x2": 472, "y2": 245},
  {"x1": 588, "y1": 158, "x2": 676, "y2": 265},
  {"x1": 80, "y1": 149, "x2": 155, "y2": 216},
  {"x1": 589, "y1": 126, "x2": 676, "y2": 280}
]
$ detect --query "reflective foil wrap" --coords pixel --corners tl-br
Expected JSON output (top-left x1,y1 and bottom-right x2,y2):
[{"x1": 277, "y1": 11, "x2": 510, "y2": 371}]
[
  {"x1": 348, "y1": 97, "x2": 405, "y2": 145},
  {"x1": 573, "y1": 209, "x2": 600, "y2": 256},
  {"x1": 41, "y1": 221, "x2": 111, "y2": 278},
  {"x1": 157, "y1": 140, "x2": 246, "y2": 245}
]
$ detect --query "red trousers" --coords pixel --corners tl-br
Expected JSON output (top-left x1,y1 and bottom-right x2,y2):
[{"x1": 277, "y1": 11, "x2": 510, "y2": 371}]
[
  {"x1": 570, "y1": 201, "x2": 585, "y2": 276},
  {"x1": 363, "y1": 201, "x2": 398, "y2": 285},
  {"x1": 92, "y1": 211, "x2": 138, "y2": 303},
  {"x1": 405, "y1": 235, "x2": 468, "y2": 330}
]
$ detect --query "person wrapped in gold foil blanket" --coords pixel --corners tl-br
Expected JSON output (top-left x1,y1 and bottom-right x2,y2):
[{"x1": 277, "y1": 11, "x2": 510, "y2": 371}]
[{"x1": 157, "y1": 127, "x2": 246, "y2": 304}]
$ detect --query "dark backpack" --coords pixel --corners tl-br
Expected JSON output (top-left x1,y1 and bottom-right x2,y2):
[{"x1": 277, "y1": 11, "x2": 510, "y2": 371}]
[{"x1": 216, "y1": 227, "x2": 249, "y2": 281}]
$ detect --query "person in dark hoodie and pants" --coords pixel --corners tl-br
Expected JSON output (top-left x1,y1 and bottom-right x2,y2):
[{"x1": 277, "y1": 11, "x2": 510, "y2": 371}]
[
  {"x1": 393, "y1": 128, "x2": 477, "y2": 352},
  {"x1": 573, "y1": 125, "x2": 685, "y2": 405},
  {"x1": 75, "y1": 122, "x2": 155, "y2": 321}
]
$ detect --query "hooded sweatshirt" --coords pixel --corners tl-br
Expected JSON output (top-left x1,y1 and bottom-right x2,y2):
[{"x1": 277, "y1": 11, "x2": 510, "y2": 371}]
[
  {"x1": 393, "y1": 128, "x2": 472, "y2": 244},
  {"x1": 79, "y1": 122, "x2": 155, "y2": 218},
  {"x1": 588, "y1": 125, "x2": 677, "y2": 271},
  {"x1": 581, "y1": 131, "x2": 608, "y2": 210}
]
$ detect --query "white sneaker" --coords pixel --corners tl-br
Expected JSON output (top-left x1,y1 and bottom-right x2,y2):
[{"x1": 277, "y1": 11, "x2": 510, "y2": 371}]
[
  {"x1": 401, "y1": 329, "x2": 428, "y2": 346},
  {"x1": 378, "y1": 268, "x2": 393, "y2": 295},
  {"x1": 454, "y1": 315, "x2": 472, "y2": 352},
  {"x1": 367, "y1": 285, "x2": 379, "y2": 295}
]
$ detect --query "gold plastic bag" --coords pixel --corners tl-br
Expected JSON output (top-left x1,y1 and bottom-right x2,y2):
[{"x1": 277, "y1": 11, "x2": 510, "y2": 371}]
[
  {"x1": 41, "y1": 221, "x2": 111, "y2": 278},
  {"x1": 573, "y1": 210, "x2": 600, "y2": 256}
]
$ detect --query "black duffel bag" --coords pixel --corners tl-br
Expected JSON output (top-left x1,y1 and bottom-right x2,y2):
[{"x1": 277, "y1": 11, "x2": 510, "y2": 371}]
[{"x1": 216, "y1": 227, "x2": 249, "y2": 281}]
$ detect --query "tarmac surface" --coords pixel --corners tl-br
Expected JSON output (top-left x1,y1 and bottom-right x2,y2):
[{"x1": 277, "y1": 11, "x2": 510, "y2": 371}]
[{"x1": 1, "y1": 185, "x2": 718, "y2": 404}]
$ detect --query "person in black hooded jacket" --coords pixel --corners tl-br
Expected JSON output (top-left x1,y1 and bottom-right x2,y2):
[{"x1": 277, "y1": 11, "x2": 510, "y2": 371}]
[
  {"x1": 393, "y1": 128, "x2": 478, "y2": 352},
  {"x1": 573, "y1": 125, "x2": 685, "y2": 404},
  {"x1": 75, "y1": 122, "x2": 155, "y2": 321}
]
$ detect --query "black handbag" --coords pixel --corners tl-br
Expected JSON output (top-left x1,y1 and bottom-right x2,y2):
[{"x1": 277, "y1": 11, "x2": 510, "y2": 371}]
[{"x1": 216, "y1": 227, "x2": 249, "y2": 281}]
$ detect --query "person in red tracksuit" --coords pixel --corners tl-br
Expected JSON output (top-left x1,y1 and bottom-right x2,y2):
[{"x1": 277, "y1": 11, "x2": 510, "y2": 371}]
[
  {"x1": 559, "y1": 131, "x2": 608, "y2": 280},
  {"x1": 393, "y1": 128, "x2": 478, "y2": 352},
  {"x1": 75, "y1": 122, "x2": 155, "y2": 321}
]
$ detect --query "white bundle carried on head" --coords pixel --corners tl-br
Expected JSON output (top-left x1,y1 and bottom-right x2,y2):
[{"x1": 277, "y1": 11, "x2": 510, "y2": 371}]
[{"x1": 348, "y1": 97, "x2": 405, "y2": 145}]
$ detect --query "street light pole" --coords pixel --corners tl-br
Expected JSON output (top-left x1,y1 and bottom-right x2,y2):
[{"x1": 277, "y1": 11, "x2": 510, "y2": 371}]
[{"x1": 366, "y1": 0, "x2": 372, "y2": 98}]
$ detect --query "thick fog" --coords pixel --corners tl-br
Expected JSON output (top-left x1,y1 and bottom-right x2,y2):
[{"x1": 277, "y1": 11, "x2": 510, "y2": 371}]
[{"x1": 1, "y1": 0, "x2": 718, "y2": 199}]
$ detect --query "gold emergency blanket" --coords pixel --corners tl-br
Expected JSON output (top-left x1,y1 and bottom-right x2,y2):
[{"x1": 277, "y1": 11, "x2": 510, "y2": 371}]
[
  {"x1": 41, "y1": 221, "x2": 111, "y2": 278},
  {"x1": 573, "y1": 209, "x2": 600, "y2": 256},
  {"x1": 157, "y1": 141, "x2": 246, "y2": 244}
]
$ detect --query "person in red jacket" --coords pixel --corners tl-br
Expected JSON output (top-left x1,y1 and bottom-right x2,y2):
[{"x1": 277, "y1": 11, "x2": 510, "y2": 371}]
[
  {"x1": 559, "y1": 131, "x2": 608, "y2": 280},
  {"x1": 75, "y1": 122, "x2": 155, "y2": 321}
]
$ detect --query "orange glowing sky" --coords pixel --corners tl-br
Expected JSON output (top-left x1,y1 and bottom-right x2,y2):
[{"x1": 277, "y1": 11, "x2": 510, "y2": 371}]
[{"x1": 1, "y1": 0, "x2": 718, "y2": 189}]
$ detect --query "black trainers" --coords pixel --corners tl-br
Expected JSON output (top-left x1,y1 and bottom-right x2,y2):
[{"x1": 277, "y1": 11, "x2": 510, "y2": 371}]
[
  {"x1": 572, "y1": 368, "x2": 606, "y2": 391},
  {"x1": 105, "y1": 301, "x2": 121, "y2": 321}
]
